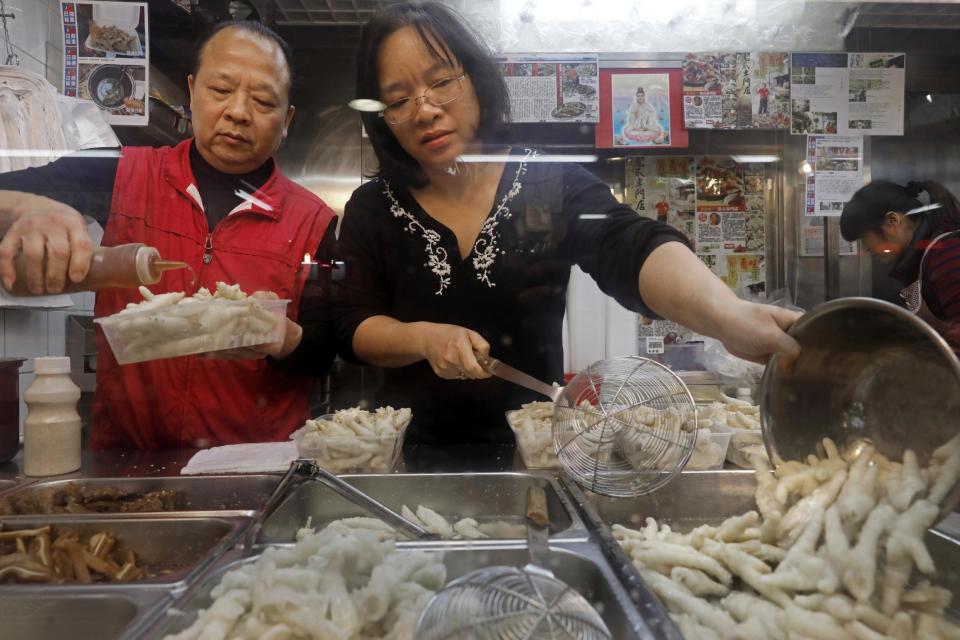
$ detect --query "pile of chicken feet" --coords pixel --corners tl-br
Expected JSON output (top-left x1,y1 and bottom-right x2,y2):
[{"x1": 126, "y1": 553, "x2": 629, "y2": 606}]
[{"x1": 614, "y1": 434, "x2": 960, "y2": 639}]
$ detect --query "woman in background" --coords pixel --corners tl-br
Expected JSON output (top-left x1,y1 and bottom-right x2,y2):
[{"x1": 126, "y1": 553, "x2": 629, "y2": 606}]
[{"x1": 841, "y1": 179, "x2": 960, "y2": 351}]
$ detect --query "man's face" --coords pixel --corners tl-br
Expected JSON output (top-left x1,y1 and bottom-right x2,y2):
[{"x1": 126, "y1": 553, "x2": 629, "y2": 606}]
[{"x1": 188, "y1": 29, "x2": 294, "y2": 175}]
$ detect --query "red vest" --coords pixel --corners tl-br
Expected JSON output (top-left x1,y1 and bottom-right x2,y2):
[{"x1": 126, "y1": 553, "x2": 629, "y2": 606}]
[{"x1": 91, "y1": 139, "x2": 335, "y2": 450}]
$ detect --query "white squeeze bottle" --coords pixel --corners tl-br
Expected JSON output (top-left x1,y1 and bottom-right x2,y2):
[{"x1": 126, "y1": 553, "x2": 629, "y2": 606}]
[{"x1": 23, "y1": 357, "x2": 81, "y2": 476}]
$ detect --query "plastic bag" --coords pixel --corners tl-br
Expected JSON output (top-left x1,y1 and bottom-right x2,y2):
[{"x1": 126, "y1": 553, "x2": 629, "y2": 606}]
[{"x1": 57, "y1": 94, "x2": 120, "y2": 151}]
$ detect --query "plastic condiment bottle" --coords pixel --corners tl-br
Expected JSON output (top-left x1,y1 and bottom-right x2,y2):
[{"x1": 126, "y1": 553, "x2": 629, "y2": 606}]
[
  {"x1": 4, "y1": 243, "x2": 190, "y2": 296},
  {"x1": 23, "y1": 357, "x2": 82, "y2": 477}
]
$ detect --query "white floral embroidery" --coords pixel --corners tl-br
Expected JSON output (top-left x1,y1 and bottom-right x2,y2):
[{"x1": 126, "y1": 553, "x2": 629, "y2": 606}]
[
  {"x1": 472, "y1": 150, "x2": 533, "y2": 287},
  {"x1": 381, "y1": 149, "x2": 533, "y2": 295},
  {"x1": 383, "y1": 181, "x2": 451, "y2": 294}
]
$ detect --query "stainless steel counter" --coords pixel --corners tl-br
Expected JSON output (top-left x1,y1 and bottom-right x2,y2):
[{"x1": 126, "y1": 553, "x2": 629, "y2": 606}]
[{"x1": 0, "y1": 448, "x2": 199, "y2": 486}]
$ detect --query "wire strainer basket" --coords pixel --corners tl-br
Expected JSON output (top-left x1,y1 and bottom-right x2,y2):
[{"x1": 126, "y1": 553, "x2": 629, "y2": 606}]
[
  {"x1": 552, "y1": 357, "x2": 698, "y2": 498},
  {"x1": 415, "y1": 487, "x2": 611, "y2": 640},
  {"x1": 478, "y1": 354, "x2": 698, "y2": 498},
  {"x1": 415, "y1": 566, "x2": 611, "y2": 640}
]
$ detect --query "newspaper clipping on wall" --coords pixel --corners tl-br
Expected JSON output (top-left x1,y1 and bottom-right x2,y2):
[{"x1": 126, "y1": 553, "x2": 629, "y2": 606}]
[
  {"x1": 627, "y1": 156, "x2": 769, "y2": 339},
  {"x1": 804, "y1": 135, "x2": 864, "y2": 216},
  {"x1": 847, "y1": 53, "x2": 905, "y2": 135},
  {"x1": 682, "y1": 52, "x2": 790, "y2": 129},
  {"x1": 800, "y1": 218, "x2": 858, "y2": 257},
  {"x1": 791, "y1": 52, "x2": 904, "y2": 136},
  {"x1": 61, "y1": 0, "x2": 149, "y2": 126},
  {"x1": 499, "y1": 54, "x2": 599, "y2": 123},
  {"x1": 626, "y1": 156, "x2": 766, "y2": 290}
]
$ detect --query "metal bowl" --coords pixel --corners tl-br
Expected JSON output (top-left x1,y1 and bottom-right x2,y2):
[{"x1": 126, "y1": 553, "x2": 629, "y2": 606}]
[{"x1": 761, "y1": 297, "x2": 960, "y2": 465}]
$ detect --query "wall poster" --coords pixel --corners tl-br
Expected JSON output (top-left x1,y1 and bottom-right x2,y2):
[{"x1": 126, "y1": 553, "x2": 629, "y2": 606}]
[
  {"x1": 499, "y1": 54, "x2": 599, "y2": 123},
  {"x1": 61, "y1": 1, "x2": 149, "y2": 126},
  {"x1": 803, "y1": 135, "x2": 865, "y2": 217},
  {"x1": 596, "y1": 68, "x2": 688, "y2": 149},
  {"x1": 791, "y1": 52, "x2": 904, "y2": 136},
  {"x1": 682, "y1": 52, "x2": 790, "y2": 130},
  {"x1": 626, "y1": 156, "x2": 767, "y2": 292}
]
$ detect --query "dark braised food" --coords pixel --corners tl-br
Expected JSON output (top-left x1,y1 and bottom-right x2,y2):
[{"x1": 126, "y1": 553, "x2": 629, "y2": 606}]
[{"x1": 0, "y1": 483, "x2": 182, "y2": 515}]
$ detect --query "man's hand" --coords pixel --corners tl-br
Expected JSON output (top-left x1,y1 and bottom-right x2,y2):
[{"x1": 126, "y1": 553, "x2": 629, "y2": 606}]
[{"x1": 0, "y1": 192, "x2": 93, "y2": 294}]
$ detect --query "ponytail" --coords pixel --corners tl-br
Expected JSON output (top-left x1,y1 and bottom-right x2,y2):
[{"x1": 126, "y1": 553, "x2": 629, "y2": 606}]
[{"x1": 907, "y1": 180, "x2": 960, "y2": 232}]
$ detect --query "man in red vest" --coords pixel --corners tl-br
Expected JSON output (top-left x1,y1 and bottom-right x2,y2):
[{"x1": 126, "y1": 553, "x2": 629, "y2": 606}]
[{"x1": 0, "y1": 21, "x2": 336, "y2": 449}]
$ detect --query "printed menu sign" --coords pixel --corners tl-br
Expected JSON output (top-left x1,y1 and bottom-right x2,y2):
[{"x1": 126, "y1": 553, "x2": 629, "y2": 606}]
[
  {"x1": 499, "y1": 54, "x2": 599, "y2": 123},
  {"x1": 682, "y1": 52, "x2": 790, "y2": 130},
  {"x1": 791, "y1": 53, "x2": 904, "y2": 136},
  {"x1": 61, "y1": 1, "x2": 149, "y2": 126}
]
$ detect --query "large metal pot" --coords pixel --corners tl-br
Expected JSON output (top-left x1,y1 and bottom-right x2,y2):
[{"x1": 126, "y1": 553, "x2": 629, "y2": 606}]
[
  {"x1": 761, "y1": 297, "x2": 960, "y2": 465},
  {"x1": 0, "y1": 358, "x2": 24, "y2": 464}
]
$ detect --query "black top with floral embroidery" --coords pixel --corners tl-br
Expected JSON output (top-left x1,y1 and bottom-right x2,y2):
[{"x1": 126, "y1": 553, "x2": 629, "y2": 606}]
[{"x1": 334, "y1": 155, "x2": 690, "y2": 448}]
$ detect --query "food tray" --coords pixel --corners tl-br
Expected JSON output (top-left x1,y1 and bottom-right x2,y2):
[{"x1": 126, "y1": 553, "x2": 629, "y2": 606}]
[
  {"x1": 0, "y1": 475, "x2": 280, "y2": 515},
  {"x1": 136, "y1": 541, "x2": 662, "y2": 639},
  {"x1": 256, "y1": 472, "x2": 588, "y2": 544},
  {"x1": 575, "y1": 470, "x2": 960, "y2": 623},
  {"x1": 0, "y1": 590, "x2": 169, "y2": 640},
  {"x1": 0, "y1": 515, "x2": 250, "y2": 588},
  {"x1": 96, "y1": 298, "x2": 288, "y2": 364}
]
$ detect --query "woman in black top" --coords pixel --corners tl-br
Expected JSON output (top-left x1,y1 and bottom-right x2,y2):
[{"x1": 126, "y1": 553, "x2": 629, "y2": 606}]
[{"x1": 336, "y1": 2, "x2": 800, "y2": 469}]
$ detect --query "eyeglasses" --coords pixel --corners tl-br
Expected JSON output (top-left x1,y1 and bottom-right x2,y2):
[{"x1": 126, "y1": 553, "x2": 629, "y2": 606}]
[{"x1": 379, "y1": 74, "x2": 465, "y2": 125}]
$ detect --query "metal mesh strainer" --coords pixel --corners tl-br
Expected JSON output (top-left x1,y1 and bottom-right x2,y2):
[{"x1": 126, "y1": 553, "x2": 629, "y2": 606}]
[
  {"x1": 554, "y1": 357, "x2": 698, "y2": 497},
  {"x1": 480, "y1": 354, "x2": 697, "y2": 498},
  {"x1": 415, "y1": 487, "x2": 612, "y2": 640}
]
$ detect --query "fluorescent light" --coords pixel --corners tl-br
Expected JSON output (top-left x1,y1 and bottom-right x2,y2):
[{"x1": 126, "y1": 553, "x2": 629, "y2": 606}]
[
  {"x1": 579, "y1": 214, "x2": 609, "y2": 220},
  {"x1": 459, "y1": 154, "x2": 598, "y2": 163},
  {"x1": 0, "y1": 148, "x2": 121, "y2": 158},
  {"x1": 730, "y1": 155, "x2": 780, "y2": 163},
  {"x1": 906, "y1": 203, "x2": 942, "y2": 216},
  {"x1": 234, "y1": 189, "x2": 273, "y2": 212},
  {"x1": 348, "y1": 98, "x2": 386, "y2": 112}
]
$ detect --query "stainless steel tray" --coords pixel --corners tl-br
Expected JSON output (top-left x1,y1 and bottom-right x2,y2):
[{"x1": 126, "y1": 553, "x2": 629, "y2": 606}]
[
  {"x1": 0, "y1": 514, "x2": 250, "y2": 589},
  {"x1": 585, "y1": 469, "x2": 758, "y2": 532},
  {"x1": 575, "y1": 470, "x2": 960, "y2": 623},
  {"x1": 135, "y1": 541, "x2": 660, "y2": 639},
  {"x1": 258, "y1": 472, "x2": 588, "y2": 543},
  {"x1": 0, "y1": 475, "x2": 280, "y2": 515},
  {"x1": 0, "y1": 590, "x2": 171, "y2": 640}
]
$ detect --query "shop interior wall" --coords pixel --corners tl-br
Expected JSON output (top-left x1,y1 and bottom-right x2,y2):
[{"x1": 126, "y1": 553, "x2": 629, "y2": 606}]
[{"x1": 0, "y1": 0, "x2": 90, "y2": 430}]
